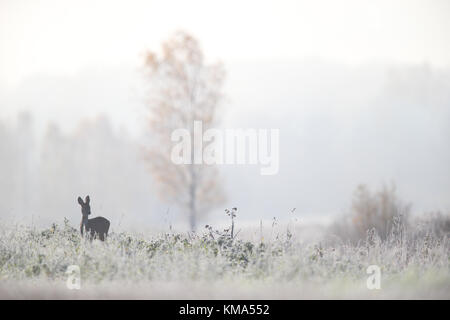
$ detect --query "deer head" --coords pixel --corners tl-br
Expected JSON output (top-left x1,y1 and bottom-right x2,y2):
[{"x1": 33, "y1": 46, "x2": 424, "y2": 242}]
[{"x1": 77, "y1": 195, "x2": 91, "y2": 220}]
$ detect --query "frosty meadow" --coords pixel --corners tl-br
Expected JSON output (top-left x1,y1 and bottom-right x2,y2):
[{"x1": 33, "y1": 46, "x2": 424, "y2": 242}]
[{"x1": 0, "y1": 211, "x2": 448, "y2": 299}]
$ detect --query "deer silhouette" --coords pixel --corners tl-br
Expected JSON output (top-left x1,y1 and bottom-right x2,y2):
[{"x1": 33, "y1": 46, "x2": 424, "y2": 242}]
[{"x1": 77, "y1": 195, "x2": 110, "y2": 241}]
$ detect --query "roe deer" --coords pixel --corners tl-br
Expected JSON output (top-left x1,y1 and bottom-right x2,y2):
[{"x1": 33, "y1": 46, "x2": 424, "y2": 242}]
[{"x1": 77, "y1": 195, "x2": 110, "y2": 241}]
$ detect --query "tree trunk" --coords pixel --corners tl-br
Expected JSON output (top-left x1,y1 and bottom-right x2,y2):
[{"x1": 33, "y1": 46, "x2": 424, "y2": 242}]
[
  {"x1": 189, "y1": 206, "x2": 196, "y2": 232},
  {"x1": 189, "y1": 166, "x2": 197, "y2": 232},
  {"x1": 189, "y1": 186, "x2": 196, "y2": 231}
]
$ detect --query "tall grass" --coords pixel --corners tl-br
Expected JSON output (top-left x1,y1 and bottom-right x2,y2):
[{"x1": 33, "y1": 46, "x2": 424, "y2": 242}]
[{"x1": 0, "y1": 212, "x2": 448, "y2": 298}]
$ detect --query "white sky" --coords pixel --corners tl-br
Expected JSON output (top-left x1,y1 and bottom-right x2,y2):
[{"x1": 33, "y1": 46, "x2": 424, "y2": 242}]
[{"x1": 1, "y1": 0, "x2": 450, "y2": 89}]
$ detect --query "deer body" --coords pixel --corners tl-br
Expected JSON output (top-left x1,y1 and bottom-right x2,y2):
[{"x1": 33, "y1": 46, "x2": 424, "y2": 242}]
[{"x1": 78, "y1": 196, "x2": 110, "y2": 241}]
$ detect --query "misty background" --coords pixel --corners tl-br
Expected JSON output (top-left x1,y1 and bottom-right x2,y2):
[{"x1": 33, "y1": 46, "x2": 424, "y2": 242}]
[{"x1": 1, "y1": 0, "x2": 449, "y2": 231}]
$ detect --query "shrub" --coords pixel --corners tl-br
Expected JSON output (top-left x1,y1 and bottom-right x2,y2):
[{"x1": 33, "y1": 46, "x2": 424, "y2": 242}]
[{"x1": 331, "y1": 183, "x2": 410, "y2": 242}]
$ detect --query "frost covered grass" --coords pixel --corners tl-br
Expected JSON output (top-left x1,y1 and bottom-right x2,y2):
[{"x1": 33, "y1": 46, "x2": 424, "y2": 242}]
[{"x1": 0, "y1": 218, "x2": 449, "y2": 299}]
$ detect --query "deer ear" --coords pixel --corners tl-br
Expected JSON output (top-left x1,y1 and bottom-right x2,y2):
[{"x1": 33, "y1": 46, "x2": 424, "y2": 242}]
[
  {"x1": 85, "y1": 195, "x2": 90, "y2": 204},
  {"x1": 77, "y1": 197, "x2": 84, "y2": 205}
]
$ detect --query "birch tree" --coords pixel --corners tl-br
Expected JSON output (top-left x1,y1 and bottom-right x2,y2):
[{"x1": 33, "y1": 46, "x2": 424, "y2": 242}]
[{"x1": 144, "y1": 31, "x2": 226, "y2": 231}]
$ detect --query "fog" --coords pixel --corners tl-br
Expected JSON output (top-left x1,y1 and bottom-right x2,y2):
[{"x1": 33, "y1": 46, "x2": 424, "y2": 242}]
[{"x1": 1, "y1": 0, "x2": 449, "y2": 231}]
